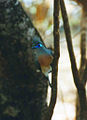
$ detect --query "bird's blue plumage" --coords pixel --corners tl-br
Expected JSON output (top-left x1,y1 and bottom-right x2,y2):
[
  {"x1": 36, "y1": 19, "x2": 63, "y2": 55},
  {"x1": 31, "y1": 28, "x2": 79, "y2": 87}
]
[
  {"x1": 32, "y1": 36, "x2": 53, "y2": 87},
  {"x1": 32, "y1": 43, "x2": 43, "y2": 49}
]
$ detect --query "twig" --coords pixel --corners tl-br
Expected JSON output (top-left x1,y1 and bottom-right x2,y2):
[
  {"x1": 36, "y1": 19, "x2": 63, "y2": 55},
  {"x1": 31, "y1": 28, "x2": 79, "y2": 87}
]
[
  {"x1": 79, "y1": 10, "x2": 87, "y2": 82},
  {"x1": 47, "y1": 0, "x2": 60, "y2": 120},
  {"x1": 82, "y1": 62, "x2": 87, "y2": 85},
  {"x1": 60, "y1": 0, "x2": 80, "y2": 90},
  {"x1": 60, "y1": 0, "x2": 86, "y2": 113}
]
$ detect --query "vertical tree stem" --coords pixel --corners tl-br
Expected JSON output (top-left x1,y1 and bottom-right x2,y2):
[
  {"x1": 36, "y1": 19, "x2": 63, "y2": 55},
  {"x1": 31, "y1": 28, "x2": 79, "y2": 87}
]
[
  {"x1": 60, "y1": 0, "x2": 87, "y2": 116},
  {"x1": 47, "y1": 0, "x2": 60, "y2": 120},
  {"x1": 60, "y1": 0, "x2": 80, "y2": 89},
  {"x1": 79, "y1": 10, "x2": 87, "y2": 78}
]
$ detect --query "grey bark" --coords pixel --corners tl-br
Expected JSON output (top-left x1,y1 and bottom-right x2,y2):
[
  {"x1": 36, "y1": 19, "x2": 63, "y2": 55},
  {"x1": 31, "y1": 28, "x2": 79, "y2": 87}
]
[{"x1": 0, "y1": 0, "x2": 48, "y2": 120}]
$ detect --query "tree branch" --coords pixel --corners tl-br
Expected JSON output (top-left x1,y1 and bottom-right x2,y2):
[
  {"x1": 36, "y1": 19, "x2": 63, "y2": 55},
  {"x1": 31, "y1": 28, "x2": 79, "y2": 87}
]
[
  {"x1": 79, "y1": 10, "x2": 87, "y2": 79},
  {"x1": 60, "y1": 0, "x2": 87, "y2": 113},
  {"x1": 47, "y1": 0, "x2": 60, "y2": 120},
  {"x1": 60, "y1": 0, "x2": 80, "y2": 90},
  {"x1": 82, "y1": 61, "x2": 87, "y2": 85}
]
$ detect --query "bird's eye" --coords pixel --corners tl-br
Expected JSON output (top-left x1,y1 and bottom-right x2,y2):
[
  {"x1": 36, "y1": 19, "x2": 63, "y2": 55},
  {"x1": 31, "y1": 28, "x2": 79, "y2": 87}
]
[
  {"x1": 32, "y1": 43, "x2": 43, "y2": 49},
  {"x1": 37, "y1": 43, "x2": 43, "y2": 48}
]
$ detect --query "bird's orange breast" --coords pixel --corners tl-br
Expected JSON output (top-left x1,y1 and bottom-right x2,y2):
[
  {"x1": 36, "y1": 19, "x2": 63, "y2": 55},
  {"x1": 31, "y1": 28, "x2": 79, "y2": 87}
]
[{"x1": 38, "y1": 55, "x2": 53, "y2": 67}]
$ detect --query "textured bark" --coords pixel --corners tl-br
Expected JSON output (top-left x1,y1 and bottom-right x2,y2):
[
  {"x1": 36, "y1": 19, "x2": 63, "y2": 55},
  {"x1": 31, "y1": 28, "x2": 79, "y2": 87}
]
[{"x1": 0, "y1": 0, "x2": 48, "y2": 120}]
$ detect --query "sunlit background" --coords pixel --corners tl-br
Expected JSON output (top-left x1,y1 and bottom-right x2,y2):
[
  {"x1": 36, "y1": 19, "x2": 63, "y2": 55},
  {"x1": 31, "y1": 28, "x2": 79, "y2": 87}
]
[{"x1": 20, "y1": 0, "x2": 84, "y2": 119}]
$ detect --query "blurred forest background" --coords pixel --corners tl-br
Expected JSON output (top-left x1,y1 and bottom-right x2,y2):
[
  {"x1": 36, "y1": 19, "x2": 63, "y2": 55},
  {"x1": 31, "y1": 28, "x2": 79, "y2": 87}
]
[{"x1": 20, "y1": 0, "x2": 86, "y2": 120}]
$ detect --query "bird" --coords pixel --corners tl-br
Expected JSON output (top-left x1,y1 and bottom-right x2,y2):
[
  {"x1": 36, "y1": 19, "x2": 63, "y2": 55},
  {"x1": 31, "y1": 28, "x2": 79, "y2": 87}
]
[{"x1": 32, "y1": 36, "x2": 53, "y2": 87}]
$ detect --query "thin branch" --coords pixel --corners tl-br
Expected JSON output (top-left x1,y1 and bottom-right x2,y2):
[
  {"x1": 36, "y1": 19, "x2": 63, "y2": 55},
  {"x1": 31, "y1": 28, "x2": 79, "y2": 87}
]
[
  {"x1": 79, "y1": 10, "x2": 87, "y2": 79},
  {"x1": 60, "y1": 0, "x2": 80, "y2": 89},
  {"x1": 80, "y1": 32, "x2": 86, "y2": 68},
  {"x1": 82, "y1": 61, "x2": 87, "y2": 86},
  {"x1": 47, "y1": 0, "x2": 60, "y2": 119},
  {"x1": 60, "y1": 0, "x2": 86, "y2": 111}
]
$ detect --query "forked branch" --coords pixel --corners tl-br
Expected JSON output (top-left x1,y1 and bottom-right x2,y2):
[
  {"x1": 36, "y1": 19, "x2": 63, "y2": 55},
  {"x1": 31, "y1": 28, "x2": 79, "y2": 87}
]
[{"x1": 60, "y1": 0, "x2": 86, "y2": 113}]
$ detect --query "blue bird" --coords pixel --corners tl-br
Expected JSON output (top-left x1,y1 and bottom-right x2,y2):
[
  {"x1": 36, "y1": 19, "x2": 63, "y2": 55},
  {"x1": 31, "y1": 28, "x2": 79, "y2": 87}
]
[{"x1": 32, "y1": 36, "x2": 53, "y2": 87}]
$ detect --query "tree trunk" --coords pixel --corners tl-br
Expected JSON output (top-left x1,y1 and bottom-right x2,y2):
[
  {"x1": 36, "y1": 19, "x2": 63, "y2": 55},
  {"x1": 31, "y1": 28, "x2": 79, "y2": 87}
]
[{"x1": 0, "y1": 0, "x2": 48, "y2": 120}]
